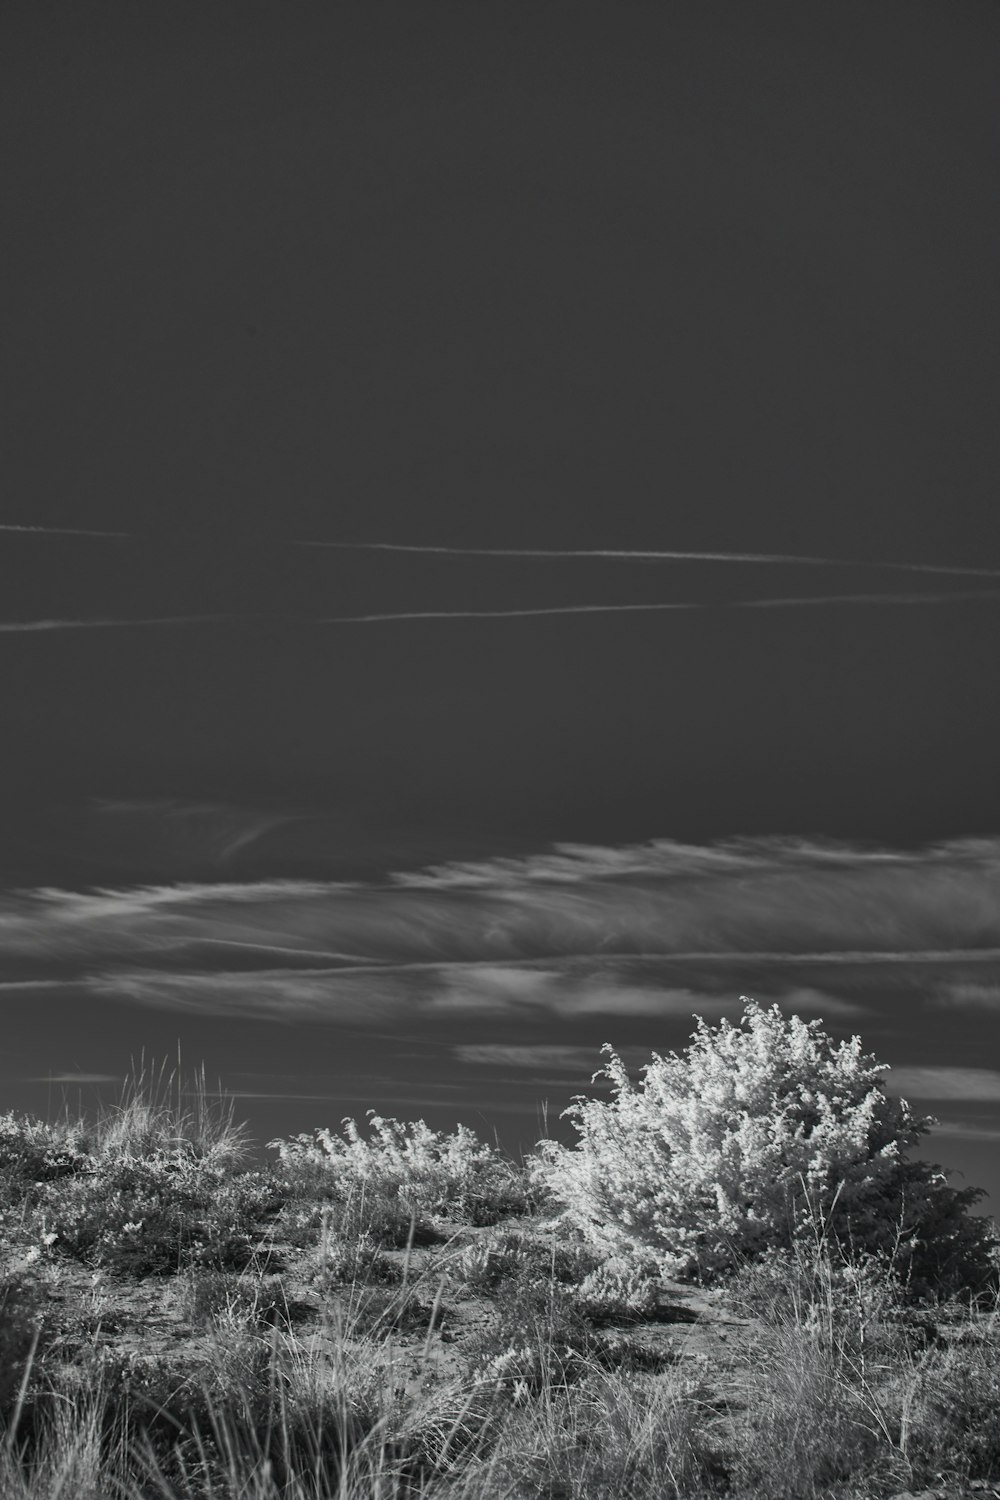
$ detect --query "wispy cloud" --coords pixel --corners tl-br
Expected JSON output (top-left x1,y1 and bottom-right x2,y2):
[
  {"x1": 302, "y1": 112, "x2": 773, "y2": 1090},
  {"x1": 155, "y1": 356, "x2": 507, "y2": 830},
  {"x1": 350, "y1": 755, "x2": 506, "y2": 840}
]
[
  {"x1": 885, "y1": 1067, "x2": 1000, "y2": 1101},
  {"x1": 24, "y1": 1072, "x2": 120, "y2": 1085},
  {"x1": 0, "y1": 615, "x2": 245, "y2": 633},
  {"x1": 452, "y1": 1042, "x2": 711, "y2": 1073},
  {"x1": 227, "y1": 1091, "x2": 347, "y2": 1102},
  {"x1": 0, "y1": 978, "x2": 67, "y2": 990},
  {"x1": 426, "y1": 969, "x2": 730, "y2": 1019},
  {"x1": 453, "y1": 1044, "x2": 606, "y2": 1071},
  {"x1": 294, "y1": 540, "x2": 1000, "y2": 579},
  {"x1": 935, "y1": 981, "x2": 1000, "y2": 1009},
  {"x1": 81, "y1": 962, "x2": 861, "y2": 1026},
  {"x1": 88, "y1": 968, "x2": 406, "y2": 1024},
  {"x1": 1, "y1": 836, "x2": 998, "y2": 1032},
  {"x1": 188, "y1": 937, "x2": 377, "y2": 963},
  {"x1": 319, "y1": 591, "x2": 1000, "y2": 624},
  {"x1": 741, "y1": 590, "x2": 1000, "y2": 608},
  {"x1": 0, "y1": 523, "x2": 126, "y2": 538},
  {"x1": 93, "y1": 798, "x2": 303, "y2": 869},
  {"x1": 3, "y1": 836, "x2": 998, "y2": 963},
  {"x1": 929, "y1": 1120, "x2": 1000, "y2": 1141}
]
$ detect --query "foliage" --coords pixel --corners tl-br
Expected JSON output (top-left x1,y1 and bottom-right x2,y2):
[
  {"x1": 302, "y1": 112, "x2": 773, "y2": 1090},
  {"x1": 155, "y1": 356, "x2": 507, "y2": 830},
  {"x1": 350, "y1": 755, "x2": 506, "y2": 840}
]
[
  {"x1": 895, "y1": 1305, "x2": 1000, "y2": 1483},
  {"x1": 311, "y1": 1226, "x2": 402, "y2": 1287},
  {"x1": 449, "y1": 1228, "x2": 549, "y2": 1292},
  {"x1": 448, "y1": 1226, "x2": 610, "y2": 1299},
  {"x1": 176, "y1": 1269, "x2": 294, "y2": 1332},
  {"x1": 0, "y1": 1114, "x2": 90, "y2": 1191},
  {"x1": 476, "y1": 1365, "x2": 723, "y2": 1500},
  {"x1": 573, "y1": 1254, "x2": 662, "y2": 1325},
  {"x1": 39, "y1": 1154, "x2": 275, "y2": 1276},
  {"x1": 270, "y1": 1111, "x2": 532, "y2": 1226},
  {"x1": 464, "y1": 1269, "x2": 599, "y2": 1395},
  {"x1": 531, "y1": 998, "x2": 998, "y2": 1294},
  {"x1": 0, "y1": 1274, "x2": 47, "y2": 1416},
  {"x1": 720, "y1": 1238, "x2": 1000, "y2": 1497}
]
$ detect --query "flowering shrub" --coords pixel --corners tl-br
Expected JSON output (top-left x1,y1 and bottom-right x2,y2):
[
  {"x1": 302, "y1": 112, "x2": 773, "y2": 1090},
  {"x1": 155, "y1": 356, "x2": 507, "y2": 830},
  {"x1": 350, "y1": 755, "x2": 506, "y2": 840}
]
[
  {"x1": 531, "y1": 998, "x2": 997, "y2": 1294},
  {"x1": 0, "y1": 1112, "x2": 90, "y2": 1188},
  {"x1": 40, "y1": 1154, "x2": 276, "y2": 1276},
  {"x1": 270, "y1": 1112, "x2": 531, "y2": 1226}
]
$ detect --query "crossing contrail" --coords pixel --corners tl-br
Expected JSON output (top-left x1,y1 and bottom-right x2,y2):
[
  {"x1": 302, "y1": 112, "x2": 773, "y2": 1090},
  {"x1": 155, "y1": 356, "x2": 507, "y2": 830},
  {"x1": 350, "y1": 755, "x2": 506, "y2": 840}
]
[
  {"x1": 0, "y1": 523, "x2": 127, "y2": 538},
  {"x1": 294, "y1": 539, "x2": 1000, "y2": 578},
  {"x1": 320, "y1": 590, "x2": 1000, "y2": 624}
]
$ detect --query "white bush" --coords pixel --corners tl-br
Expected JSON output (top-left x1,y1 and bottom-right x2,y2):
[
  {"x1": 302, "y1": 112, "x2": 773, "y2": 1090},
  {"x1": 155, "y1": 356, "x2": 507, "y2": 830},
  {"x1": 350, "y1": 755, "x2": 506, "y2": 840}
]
[
  {"x1": 270, "y1": 1111, "x2": 528, "y2": 1224},
  {"x1": 531, "y1": 998, "x2": 992, "y2": 1289}
]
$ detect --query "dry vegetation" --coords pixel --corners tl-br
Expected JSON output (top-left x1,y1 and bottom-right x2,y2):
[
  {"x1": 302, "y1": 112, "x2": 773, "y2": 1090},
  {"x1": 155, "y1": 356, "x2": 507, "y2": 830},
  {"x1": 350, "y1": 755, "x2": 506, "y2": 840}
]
[{"x1": 0, "y1": 1019, "x2": 998, "y2": 1500}]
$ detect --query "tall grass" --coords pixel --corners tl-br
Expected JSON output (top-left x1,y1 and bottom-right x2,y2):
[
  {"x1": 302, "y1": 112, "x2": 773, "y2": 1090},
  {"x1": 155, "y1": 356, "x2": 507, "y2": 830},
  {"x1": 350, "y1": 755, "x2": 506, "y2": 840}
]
[{"x1": 95, "y1": 1055, "x2": 251, "y2": 1169}]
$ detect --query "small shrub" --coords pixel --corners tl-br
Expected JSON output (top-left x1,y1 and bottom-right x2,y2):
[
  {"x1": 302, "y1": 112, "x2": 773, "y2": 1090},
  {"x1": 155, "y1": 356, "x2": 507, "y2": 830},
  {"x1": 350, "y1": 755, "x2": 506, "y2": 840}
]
[
  {"x1": 270, "y1": 1111, "x2": 532, "y2": 1227},
  {"x1": 464, "y1": 1265, "x2": 598, "y2": 1395},
  {"x1": 40, "y1": 1153, "x2": 274, "y2": 1276},
  {"x1": 730, "y1": 1328, "x2": 881, "y2": 1499},
  {"x1": 0, "y1": 1113, "x2": 89, "y2": 1191},
  {"x1": 573, "y1": 1254, "x2": 662, "y2": 1325},
  {"x1": 449, "y1": 1228, "x2": 545, "y2": 1292},
  {"x1": 176, "y1": 1269, "x2": 292, "y2": 1331},
  {"x1": 722, "y1": 1239, "x2": 899, "y2": 1345},
  {"x1": 311, "y1": 1228, "x2": 402, "y2": 1288},
  {"x1": 335, "y1": 1281, "x2": 446, "y2": 1340},
  {"x1": 450, "y1": 1227, "x2": 604, "y2": 1295}
]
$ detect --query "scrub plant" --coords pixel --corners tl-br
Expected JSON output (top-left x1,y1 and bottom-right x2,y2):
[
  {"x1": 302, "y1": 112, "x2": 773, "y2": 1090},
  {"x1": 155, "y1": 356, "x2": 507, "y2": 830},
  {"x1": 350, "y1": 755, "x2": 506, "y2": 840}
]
[
  {"x1": 270, "y1": 1112, "x2": 533, "y2": 1230},
  {"x1": 0, "y1": 1062, "x2": 274, "y2": 1279},
  {"x1": 38, "y1": 1153, "x2": 275, "y2": 1276},
  {"x1": 0, "y1": 1114, "x2": 89, "y2": 1190},
  {"x1": 531, "y1": 998, "x2": 997, "y2": 1296}
]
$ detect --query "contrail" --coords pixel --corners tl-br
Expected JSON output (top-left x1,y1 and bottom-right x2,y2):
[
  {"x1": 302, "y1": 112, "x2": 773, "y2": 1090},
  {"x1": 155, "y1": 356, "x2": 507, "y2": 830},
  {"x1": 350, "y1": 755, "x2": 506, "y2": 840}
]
[
  {"x1": 294, "y1": 539, "x2": 1000, "y2": 578},
  {"x1": 0, "y1": 523, "x2": 127, "y2": 538},
  {"x1": 320, "y1": 602, "x2": 703, "y2": 623},
  {"x1": 0, "y1": 614, "x2": 244, "y2": 633},
  {"x1": 320, "y1": 590, "x2": 1000, "y2": 623},
  {"x1": 741, "y1": 589, "x2": 1000, "y2": 608},
  {"x1": 185, "y1": 937, "x2": 379, "y2": 963}
]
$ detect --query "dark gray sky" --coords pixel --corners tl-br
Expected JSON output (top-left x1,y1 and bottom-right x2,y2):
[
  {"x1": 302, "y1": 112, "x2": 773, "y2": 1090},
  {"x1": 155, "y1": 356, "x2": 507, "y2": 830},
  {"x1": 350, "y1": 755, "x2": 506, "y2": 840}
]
[{"x1": 2, "y1": 2, "x2": 999, "y2": 1207}]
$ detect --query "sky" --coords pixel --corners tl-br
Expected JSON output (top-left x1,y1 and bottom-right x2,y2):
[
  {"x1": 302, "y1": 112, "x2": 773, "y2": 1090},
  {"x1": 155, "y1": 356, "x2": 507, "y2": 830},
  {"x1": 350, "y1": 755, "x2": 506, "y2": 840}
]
[{"x1": 2, "y1": 3, "x2": 1000, "y2": 1209}]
